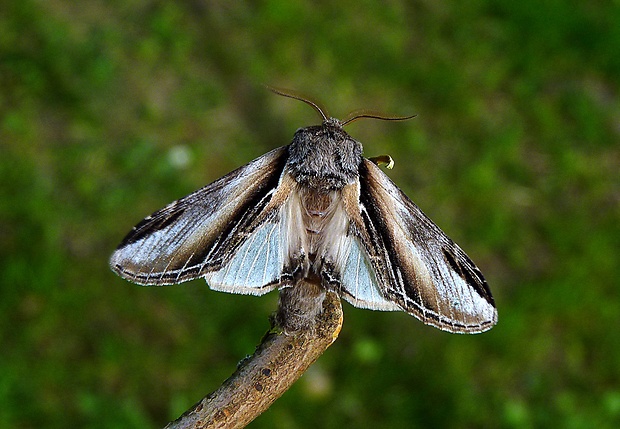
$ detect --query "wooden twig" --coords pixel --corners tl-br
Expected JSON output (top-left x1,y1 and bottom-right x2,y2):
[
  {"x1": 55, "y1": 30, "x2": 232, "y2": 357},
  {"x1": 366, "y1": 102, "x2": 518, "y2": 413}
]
[{"x1": 164, "y1": 282, "x2": 343, "y2": 429}]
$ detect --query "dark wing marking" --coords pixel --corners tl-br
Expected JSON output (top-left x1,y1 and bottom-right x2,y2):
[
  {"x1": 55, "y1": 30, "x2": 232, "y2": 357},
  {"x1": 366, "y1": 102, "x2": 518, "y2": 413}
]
[
  {"x1": 350, "y1": 159, "x2": 497, "y2": 333},
  {"x1": 110, "y1": 146, "x2": 290, "y2": 292},
  {"x1": 311, "y1": 183, "x2": 403, "y2": 311}
]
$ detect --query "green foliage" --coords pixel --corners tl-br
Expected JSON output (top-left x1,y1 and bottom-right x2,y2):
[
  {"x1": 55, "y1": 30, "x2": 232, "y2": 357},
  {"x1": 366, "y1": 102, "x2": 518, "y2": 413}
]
[{"x1": 1, "y1": 0, "x2": 619, "y2": 427}]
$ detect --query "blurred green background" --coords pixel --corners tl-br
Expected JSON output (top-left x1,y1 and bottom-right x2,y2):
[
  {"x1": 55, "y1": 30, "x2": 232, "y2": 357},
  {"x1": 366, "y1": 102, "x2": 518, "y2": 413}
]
[{"x1": 1, "y1": 1, "x2": 619, "y2": 427}]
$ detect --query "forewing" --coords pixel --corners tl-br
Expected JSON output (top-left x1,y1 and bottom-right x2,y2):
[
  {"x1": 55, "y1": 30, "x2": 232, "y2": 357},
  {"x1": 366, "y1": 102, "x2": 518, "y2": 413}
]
[
  {"x1": 354, "y1": 159, "x2": 497, "y2": 333},
  {"x1": 110, "y1": 146, "x2": 290, "y2": 292}
]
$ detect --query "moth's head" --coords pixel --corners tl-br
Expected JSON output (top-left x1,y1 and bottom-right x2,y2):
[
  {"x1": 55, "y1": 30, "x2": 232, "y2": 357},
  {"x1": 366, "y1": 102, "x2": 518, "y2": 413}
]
[
  {"x1": 322, "y1": 116, "x2": 343, "y2": 129},
  {"x1": 268, "y1": 86, "x2": 415, "y2": 192},
  {"x1": 287, "y1": 121, "x2": 363, "y2": 192}
]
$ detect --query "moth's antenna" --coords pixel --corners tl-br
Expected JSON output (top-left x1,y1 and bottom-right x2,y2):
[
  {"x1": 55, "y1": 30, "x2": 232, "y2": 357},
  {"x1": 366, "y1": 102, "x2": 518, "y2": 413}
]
[
  {"x1": 342, "y1": 110, "x2": 417, "y2": 127},
  {"x1": 266, "y1": 86, "x2": 329, "y2": 122}
]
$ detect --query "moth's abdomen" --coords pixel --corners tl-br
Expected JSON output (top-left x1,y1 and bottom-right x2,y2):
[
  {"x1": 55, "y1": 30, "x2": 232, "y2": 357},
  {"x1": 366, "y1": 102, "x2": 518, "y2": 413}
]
[{"x1": 299, "y1": 189, "x2": 339, "y2": 260}]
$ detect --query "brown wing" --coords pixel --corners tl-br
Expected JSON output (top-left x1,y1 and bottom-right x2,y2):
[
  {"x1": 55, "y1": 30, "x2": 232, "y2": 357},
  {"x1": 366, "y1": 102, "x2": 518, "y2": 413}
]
[
  {"x1": 110, "y1": 146, "x2": 290, "y2": 291},
  {"x1": 347, "y1": 159, "x2": 497, "y2": 333}
]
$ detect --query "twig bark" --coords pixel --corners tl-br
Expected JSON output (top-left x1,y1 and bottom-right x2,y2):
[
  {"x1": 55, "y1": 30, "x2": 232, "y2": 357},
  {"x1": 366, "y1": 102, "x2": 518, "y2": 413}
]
[{"x1": 164, "y1": 282, "x2": 343, "y2": 429}]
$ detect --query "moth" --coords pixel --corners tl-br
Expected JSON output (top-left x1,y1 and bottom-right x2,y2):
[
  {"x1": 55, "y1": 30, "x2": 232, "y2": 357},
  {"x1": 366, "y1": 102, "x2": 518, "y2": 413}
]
[{"x1": 110, "y1": 89, "x2": 497, "y2": 334}]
